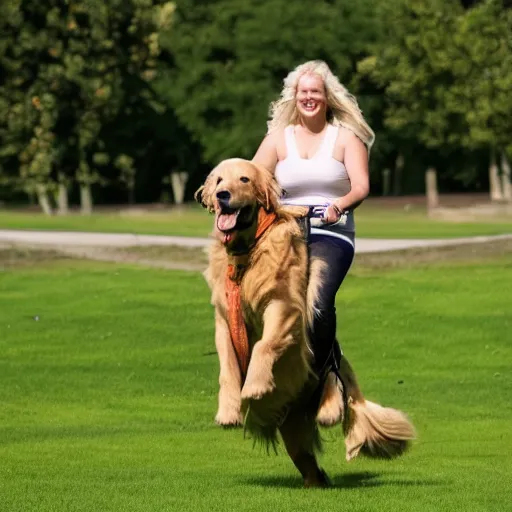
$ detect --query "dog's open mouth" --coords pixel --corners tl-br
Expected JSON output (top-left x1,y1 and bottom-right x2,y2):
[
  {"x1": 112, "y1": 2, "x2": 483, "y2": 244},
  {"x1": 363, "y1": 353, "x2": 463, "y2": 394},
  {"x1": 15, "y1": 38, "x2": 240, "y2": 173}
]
[
  {"x1": 217, "y1": 206, "x2": 240, "y2": 232},
  {"x1": 216, "y1": 205, "x2": 254, "y2": 245}
]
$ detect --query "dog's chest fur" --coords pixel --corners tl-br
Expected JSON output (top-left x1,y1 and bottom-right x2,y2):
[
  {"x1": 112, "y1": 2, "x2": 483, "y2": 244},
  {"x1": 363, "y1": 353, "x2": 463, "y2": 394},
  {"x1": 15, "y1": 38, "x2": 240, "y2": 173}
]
[{"x1": 205, "y1": 218, "x2": 309, "y2": 346}]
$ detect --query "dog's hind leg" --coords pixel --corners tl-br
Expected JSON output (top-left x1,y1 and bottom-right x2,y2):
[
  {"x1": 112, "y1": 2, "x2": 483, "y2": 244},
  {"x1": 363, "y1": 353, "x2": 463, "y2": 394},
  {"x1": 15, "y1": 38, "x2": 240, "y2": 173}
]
[
  {"x1": 316, "y1": 372, "x2": 344, "y2": 427},
  {"x1": 279, "y1": 409, "x2": 329, "y2": 488}
]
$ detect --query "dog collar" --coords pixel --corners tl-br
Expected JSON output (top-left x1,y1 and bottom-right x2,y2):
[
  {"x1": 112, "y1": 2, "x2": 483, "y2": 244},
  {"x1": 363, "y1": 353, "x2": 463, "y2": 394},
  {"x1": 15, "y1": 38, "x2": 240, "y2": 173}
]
[{"x1": 255, "y1": 208, "x2": 277, "y2": 240}]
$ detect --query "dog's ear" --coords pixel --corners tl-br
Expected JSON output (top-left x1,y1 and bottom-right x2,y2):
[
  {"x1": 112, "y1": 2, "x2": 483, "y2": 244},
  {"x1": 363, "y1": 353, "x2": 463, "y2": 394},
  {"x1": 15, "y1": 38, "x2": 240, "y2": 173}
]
[
  {"x1": 194, "y1": 185, "x2": 206, "y2": 208},
  {"x1": 263, "y1": 187, "x2": 273, "y2": 212},
  {"x1": 251, "y1": 163, "x2": 281, "y2": 212},
  {"x1": 194, "y1": 171, "x2": 217, "y2": 212}
]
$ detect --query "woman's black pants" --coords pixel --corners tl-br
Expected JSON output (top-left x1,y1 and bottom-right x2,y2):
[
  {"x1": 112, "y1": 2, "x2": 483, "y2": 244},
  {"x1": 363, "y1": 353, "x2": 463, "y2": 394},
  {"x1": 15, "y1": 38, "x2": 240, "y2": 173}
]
[{"x1": 307, "y1": 233, "x2": 354, "y2": 374}]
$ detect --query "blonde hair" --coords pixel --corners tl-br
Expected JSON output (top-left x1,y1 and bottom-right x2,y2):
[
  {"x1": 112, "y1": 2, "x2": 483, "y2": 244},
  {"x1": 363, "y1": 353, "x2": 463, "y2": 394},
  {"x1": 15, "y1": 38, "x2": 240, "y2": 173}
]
[{"x1": 267, "y1": 60, "x2": 375, "y2": 151}]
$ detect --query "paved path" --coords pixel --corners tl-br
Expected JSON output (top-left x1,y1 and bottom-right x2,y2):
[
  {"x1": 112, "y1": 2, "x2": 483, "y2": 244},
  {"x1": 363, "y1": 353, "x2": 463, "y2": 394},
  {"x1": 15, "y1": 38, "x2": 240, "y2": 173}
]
[{"x1": 1, "y1": 229, "x2": 511, "y2": 254}]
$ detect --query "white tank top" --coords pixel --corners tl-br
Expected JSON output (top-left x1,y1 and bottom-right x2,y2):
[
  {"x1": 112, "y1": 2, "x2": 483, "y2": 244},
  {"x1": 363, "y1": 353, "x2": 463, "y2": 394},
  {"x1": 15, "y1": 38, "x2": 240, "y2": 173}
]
[{"x1": 275, "y1": 124, "x2": 355, "y2": 242}]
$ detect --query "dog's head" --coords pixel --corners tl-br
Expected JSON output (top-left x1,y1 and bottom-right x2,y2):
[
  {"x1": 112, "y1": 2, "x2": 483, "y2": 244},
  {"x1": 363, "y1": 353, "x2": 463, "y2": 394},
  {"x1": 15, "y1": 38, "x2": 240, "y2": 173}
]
[{"x1": 195, "y1": 158, "x2": 281, "y2": 249}]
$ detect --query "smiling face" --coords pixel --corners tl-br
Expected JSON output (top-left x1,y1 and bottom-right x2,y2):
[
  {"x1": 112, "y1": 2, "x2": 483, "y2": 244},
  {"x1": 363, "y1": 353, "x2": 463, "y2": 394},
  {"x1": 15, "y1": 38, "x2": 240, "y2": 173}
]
[{"x1": 295, "y1": 73, "x2": 327, "y2": 120}]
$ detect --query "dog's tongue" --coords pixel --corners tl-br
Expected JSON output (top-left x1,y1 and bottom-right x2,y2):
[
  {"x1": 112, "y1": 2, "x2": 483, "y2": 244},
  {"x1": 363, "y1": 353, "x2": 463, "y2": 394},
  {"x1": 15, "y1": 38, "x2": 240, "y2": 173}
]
[{"x1": 217, "y1": 212, "x2": 238, "y2": 231}]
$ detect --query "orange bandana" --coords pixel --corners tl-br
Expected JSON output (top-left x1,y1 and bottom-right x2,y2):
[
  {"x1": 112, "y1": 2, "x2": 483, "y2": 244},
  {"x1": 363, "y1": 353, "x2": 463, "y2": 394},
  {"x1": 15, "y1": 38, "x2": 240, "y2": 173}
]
[{"x1": 225, "y1": 209, "x2": 277, "y2": 377}]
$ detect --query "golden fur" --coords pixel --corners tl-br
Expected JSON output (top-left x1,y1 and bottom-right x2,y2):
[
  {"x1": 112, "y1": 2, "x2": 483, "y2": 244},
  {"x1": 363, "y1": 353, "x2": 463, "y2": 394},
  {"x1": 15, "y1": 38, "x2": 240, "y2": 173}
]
[{"x1": 197, "y1": 158, "x2": 415, "y2": 487}]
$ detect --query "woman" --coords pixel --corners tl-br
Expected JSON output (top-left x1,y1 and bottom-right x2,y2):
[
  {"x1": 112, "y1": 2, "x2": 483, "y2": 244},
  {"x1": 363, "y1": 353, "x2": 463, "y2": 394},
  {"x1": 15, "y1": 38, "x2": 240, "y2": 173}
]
[{"x1": 252, "y1": 60, "x2": 374, "y2": 418}]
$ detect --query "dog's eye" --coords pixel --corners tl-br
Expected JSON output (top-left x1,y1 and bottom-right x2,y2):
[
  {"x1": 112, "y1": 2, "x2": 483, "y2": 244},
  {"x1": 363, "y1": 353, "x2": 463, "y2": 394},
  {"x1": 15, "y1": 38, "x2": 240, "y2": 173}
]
[
  {"x1": 216, "y1": 177, "x2": 223, "y2": 185},
  {"x1": 240, "y1": 176, "x2": 250, "y2": 183}
]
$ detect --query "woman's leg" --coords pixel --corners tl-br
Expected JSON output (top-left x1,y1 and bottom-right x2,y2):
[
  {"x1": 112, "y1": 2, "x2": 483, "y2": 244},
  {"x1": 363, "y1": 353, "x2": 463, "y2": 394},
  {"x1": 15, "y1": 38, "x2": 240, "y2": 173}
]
[
  {"x1": 307, "y1": 233, "x2": 354, "y2": 374},
  {"x1": 308, "y1": 234, "x2": 354, "y2": 426}
]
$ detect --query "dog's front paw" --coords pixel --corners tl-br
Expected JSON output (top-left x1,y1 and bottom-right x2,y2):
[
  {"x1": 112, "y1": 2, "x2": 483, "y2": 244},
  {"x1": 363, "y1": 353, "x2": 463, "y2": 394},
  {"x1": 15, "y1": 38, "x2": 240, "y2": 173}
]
[
  {"x1": 241, "y1": 374, "x2": 275, "y2": 400},
  {"x1": 215, "y1": 407, "x2": 243, "y2": 428}
]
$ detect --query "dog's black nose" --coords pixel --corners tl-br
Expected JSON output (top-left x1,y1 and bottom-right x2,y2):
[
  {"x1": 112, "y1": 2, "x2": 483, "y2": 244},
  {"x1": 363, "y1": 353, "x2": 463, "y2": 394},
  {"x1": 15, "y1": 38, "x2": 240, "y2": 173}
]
[
  {"x1": 216, "y1": 190, "x2": 231, "y2": 208},
  {"x1": 216, "y1": 190, "x2": 231, "y2": 201}
]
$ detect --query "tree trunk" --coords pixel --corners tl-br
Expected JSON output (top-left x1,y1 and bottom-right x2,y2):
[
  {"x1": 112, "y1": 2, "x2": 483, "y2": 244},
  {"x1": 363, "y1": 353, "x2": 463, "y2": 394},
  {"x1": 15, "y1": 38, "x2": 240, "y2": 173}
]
[
  {"x1": 36, "y1": 184, "x2": 53, "y2": 216},
  {"x1": 170, "y1": 171, "x2": 189, "y2": 205},
  {"x1": 57, "y1": 182, "x2": 69, "y2": 215},
  {"x1": 425, "y1": 167, "x2": 439, "y2": 211},
  {"x1": 489, "y1": 149, "x2": 503, "y2": 201},
  {"x1": 501, "y1": 151, "x2": 511, "y2": 202},
  {"x1": 128, "y1": 187, "x2": 135, "y2": 205},
  {"x1": 382, "y1": 168, "x2": 391, "y2": 196},
  {"x1": 393, "y1": 154, "x2": 404, "y2": 196},
  {"x1": 80, "y1": 184, "x2": 93, "y2": 215}
]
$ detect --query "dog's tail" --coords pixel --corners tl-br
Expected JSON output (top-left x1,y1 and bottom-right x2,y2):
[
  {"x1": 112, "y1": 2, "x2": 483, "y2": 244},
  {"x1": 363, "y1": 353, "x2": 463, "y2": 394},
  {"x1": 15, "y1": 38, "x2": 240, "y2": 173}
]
[{"x1": 337, "y1": 355, "x2": 416, "y2": 461}]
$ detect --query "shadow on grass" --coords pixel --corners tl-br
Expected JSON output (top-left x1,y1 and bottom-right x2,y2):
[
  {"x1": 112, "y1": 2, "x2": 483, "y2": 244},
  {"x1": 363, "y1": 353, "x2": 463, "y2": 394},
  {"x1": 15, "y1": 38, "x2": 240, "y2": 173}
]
[{"x1": 243, "y1": 471, "x2": 444, "y2": 489}]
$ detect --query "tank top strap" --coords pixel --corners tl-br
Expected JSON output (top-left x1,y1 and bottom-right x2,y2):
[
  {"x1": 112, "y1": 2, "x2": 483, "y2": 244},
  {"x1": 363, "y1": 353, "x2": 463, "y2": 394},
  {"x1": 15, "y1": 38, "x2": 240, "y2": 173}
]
[
  {"x1": 321, "y1": 124, "x2": 339, "y2": 158},
  {"x1": 284, "y1": 125, "x2": 299, "y2": 158}
]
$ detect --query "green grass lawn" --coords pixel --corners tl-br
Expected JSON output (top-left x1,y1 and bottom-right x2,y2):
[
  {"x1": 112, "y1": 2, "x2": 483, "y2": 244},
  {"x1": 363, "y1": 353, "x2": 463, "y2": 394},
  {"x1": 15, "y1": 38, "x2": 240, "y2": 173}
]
[
  {"x1": 1, "y1": 204, "x2": 511, "y2": 239},
  {"x1": 1, "y1": 255, "x2": 511, "y2": 511}
]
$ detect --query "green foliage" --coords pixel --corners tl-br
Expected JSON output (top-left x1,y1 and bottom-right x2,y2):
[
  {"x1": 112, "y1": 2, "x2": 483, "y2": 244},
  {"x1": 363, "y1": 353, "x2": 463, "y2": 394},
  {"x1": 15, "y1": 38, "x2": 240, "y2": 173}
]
[
  {"x1": 0, "y1": 0, "x2": 175, "y2": 205},
  {"x1": 452, "y1": 0, "x2": 512, "y2": 153},
  {"x1": 159, "y1": 0, "x2": 378, "y2": 164},
  {"x1": 1, "y1": 0, "x2": 511, "y2": 204},
  {"x1": 360, "y1": 0, "x2": 512, "y2": 161}
]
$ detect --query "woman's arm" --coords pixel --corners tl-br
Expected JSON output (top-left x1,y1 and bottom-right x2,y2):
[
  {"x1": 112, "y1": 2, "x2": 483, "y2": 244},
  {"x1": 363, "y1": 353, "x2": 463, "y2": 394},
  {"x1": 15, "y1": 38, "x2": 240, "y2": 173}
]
[
  {"x1": 252, "y1": 132, "x2": 278, "y2": 173},
  {"x1": 325, "y1": 130, "x2": 370, "y2": 222}
]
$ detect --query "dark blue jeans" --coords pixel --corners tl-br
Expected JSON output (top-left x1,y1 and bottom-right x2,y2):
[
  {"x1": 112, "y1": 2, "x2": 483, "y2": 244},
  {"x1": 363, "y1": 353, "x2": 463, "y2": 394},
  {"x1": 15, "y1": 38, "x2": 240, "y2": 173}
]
[{"x1": 308, "y1": 233, "x2": 355, "y2": 375}]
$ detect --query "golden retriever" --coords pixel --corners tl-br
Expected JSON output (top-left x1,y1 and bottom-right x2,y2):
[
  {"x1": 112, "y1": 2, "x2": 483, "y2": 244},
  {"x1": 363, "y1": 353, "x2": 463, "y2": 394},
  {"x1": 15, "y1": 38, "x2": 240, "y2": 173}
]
[{"x1": 196, "y1": 158, "x2": 415, "y2": 487}]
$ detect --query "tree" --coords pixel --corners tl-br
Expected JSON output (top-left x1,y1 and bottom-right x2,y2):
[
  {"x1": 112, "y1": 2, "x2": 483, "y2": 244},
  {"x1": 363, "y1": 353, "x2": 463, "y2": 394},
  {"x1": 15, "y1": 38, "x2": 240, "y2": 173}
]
[
  {"x1": 0, "y1": 0, "x2": 175, "y2": 214},
  {"x1": 158, "y1": 0, "x2": 379, "y2": 165},
  {"x1": 358, "y1": 0, "x2": 512, "y2": 200},
  {"x1": 450, "y1": 0, "x2": 512, "y2": 200}
]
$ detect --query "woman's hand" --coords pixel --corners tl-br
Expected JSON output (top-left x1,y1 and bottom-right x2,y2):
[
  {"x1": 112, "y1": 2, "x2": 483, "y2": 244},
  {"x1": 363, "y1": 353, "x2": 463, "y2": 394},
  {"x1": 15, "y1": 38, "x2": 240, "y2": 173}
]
[{"x1": 322, "y1": 204, "x2": 343, "y2": 224}]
